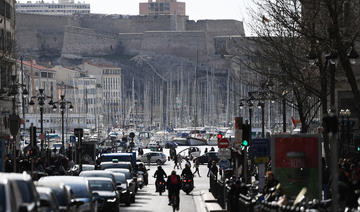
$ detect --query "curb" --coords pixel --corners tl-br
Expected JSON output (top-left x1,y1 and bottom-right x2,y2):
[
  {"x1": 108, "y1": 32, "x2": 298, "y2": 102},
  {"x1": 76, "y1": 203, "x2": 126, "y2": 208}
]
[{"x1": 199, "y1": 190, "x2": 226, "y2": 212}]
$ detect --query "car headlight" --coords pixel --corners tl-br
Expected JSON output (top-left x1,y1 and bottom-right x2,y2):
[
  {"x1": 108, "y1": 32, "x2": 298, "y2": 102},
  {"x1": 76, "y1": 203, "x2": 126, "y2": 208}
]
[
  {"x1": 137, "y1": 178, "x2": 142, "y2": 181},
  {"x1": 107, "y1": 198, "x2": 117, "y2": 202}
]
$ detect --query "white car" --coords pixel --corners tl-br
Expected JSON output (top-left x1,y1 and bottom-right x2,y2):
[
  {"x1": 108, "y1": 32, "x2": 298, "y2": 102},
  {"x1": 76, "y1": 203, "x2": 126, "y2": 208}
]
[{"x1": 139, "y1": 152, "x2": 167, "y2": 165}]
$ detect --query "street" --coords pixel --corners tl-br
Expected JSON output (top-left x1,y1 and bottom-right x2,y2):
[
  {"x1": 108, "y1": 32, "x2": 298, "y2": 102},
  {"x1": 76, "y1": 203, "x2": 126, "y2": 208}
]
[{"x1": 120, "y1": 146, "x2": 215, "y2": 212}]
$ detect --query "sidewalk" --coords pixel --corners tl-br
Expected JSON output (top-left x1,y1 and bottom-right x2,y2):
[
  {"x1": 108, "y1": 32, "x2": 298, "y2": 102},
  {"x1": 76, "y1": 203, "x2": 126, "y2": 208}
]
[{"x1": 195, "y1": 190, "x2": 226, "y2": 212}]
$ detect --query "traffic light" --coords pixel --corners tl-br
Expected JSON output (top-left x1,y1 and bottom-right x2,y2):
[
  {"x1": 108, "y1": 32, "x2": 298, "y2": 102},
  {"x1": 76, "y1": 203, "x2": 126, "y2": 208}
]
[
  {"x1": 29, "y1": 147, "x2": 38, "y2": 158},
  {"x1": 217, "y1": 133, "x2": 223, "y2": 142},
  {"x1": 30, "y1": 126, "x2": 37, "y2": 145},
  {"x1": 242, "y1": 124, "x2": 251, "y2": 148},
  {"x1": 356, "y1": 146, "x2": 360, "y2": 152}
]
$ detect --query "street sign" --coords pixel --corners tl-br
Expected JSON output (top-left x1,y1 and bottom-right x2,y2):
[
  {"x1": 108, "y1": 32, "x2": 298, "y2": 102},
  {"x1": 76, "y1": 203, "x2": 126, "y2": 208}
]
[
  {"x1": 70, "y1": 136, "x2": 76, "y2": 143},
  {"x1": 9, "y1": 114, "x2": 21, "y2": 137},
  {"x1": 218, "y1": 148, "x2": 231, "y2": 159},
  {"x1": 129, "y1": 132, "x2": 135, "y2": 139},
  {"x1": 218, "y1": 159, "x2": 230, "y2": 170},
  {"x1": 39, "y1": 133, "x2": 45, "y2": 140},
  {"x1": 250, "y1": 138, "x2": 270, "y2": 159},
  {"x1": 218, "y1": 138, "x2": 230, "y2": 148}
]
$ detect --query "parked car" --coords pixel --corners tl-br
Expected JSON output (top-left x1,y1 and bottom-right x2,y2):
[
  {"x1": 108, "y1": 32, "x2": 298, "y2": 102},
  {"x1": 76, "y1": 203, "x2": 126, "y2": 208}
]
[
  {"x1": 35, "y1": 182, "x2": 77, "y2": 212},
  {"x1": 100, "y1": 161, "x2": 133, "y2": 173},
  {"x1": 0, "y1": 177, "x2": 26, "y2": 212},
  {"x1": 38, "y1": 176, "x2": 97, "y2": 212},
  {"x1": 106, "y1": 169, "x2": 136, "y2": 204},
  {"x1": 36, "y1": 187, "x2": 60, "y2": 212},
  {"x1": 139, "y1": 152, "x2": 167, "y2": 165},
  {"x1": 193, "y1": 152, "x2": 219, "y2": 164},
  {"x1": 86, "y1": 177, "x2": 120, "y2": 212},
  {"x1": 0, "y1": 172, "x2": 40, "y2": 212}
]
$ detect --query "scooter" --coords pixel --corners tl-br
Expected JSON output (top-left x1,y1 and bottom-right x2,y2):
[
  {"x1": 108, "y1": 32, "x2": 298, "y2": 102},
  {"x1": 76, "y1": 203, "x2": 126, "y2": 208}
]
[
  {"x1": 137, "y1": 171, "x2": 145, "y2": 189},
  {"x1": 155, "y1": 179, "x2": 166, "y2": 195},
  {"x1": 181, "y1": 175, "x2": 194, "y2": 195}
]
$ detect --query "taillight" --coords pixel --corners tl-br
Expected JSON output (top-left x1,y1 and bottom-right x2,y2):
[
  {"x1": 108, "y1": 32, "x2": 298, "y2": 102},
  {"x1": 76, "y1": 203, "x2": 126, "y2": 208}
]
[
  {"x1": 183, "y1": 180, "x2": 186, "y2": 182},
  {"x1": 159, "y1": 182, "x2": 162, "y2": 184},
  {"x1": 188, "y1": 180, "x2": 191, "y2": 182}
]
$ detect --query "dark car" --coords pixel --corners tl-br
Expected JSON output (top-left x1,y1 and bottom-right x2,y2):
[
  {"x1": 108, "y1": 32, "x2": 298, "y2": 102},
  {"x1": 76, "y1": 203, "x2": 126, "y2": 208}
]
[
  {"x1": 107, "y1": 170, "x2": 135, "y2": 205},
  {"x1": 193, "y1": 152, "x2": 219, "y2": 164},
  {"x1": 39, "y1": 176, "x2": 97, "y2": 212},
  {"x1": 35, "y1": 182, "x2": 77, "y2": 212},
  {"x1": 86, "y1": 177, "x2": 120, "y2": 212},
  {"x1": 36, "y1": 186, "x2": 60, "y2": 212}
]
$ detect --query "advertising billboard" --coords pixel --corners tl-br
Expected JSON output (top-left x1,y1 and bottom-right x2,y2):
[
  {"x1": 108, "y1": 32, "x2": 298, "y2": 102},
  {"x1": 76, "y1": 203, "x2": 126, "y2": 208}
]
[{"x1": 271, "y1": 135, "x2": 322, "y2": 199}]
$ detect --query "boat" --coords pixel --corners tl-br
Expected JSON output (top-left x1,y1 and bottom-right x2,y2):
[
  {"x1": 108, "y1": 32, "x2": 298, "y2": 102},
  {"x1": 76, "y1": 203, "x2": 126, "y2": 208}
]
[{"x1": 187, "y1": 130, "x2": 207, "y2": 146}]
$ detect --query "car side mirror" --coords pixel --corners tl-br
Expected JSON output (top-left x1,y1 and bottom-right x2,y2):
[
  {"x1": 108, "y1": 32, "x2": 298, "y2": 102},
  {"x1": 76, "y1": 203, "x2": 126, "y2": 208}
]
[
  {"x1": 92, "y1": 192, "x2": 100, "y2": 201},
  {"x1": 71, "y1": 199, "x2": 84, "y2": 207},
  {"x1": 18, "y1": 205, "x2": 28, "y2": 212}
]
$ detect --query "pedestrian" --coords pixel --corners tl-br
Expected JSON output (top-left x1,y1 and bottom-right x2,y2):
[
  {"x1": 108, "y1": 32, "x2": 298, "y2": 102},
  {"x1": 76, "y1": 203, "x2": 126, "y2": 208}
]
[
  {"x1": 147, "y1": 153, "x2": 152, "y2": 167},
  {"x1": 263, "y1": 171, "x2": 279, "y2": 194},
  {"x1": 173, "y1": 154, "x2": 179, "y2": 169},
  {"x1": 204, "y1": 148, "x2": 208, "y2": 154},
  {"x1": 210, "y1": 147, "x2": 215, "y2": 152},
  {"x1": 4, "y1": 154, "x2": 12, "y2": 173},
  {"x1": 207, "y1": 159, "x2": 212, "y2": 177},
  {"x1": 185, "y1": 157, "x2": 191, "y2": 167},
  {"x1": 210, "y1": 161, "x2": 218, "y2": 179},
  {"x1": 193, "y1": 158, "x2": 201, "y2": 177},
  {"x1": 178, "y1": 155, "x2": 183, "y2": 169}
]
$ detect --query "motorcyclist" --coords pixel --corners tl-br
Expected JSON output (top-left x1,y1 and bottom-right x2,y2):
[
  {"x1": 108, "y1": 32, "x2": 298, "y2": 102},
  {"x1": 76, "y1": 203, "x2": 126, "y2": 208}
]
[
  {"x1": 167, "y1": 170, "x2": 181, "y2": 210},
  {"x1": 137, "y1": 163, "x2": 149, "y2": 185},
  {"x1": 154, "y1": 166, "x2": 167, "y2": 191},
  {"x1": 181, "y1": 163, "x2": 194, "y2": 180}
]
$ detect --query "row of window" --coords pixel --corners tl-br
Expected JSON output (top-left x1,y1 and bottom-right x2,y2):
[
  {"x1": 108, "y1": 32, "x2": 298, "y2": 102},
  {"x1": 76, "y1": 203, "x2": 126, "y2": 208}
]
[
  {"x1": 102, "y1": 69, "x2": 121, "y2": 75},
  {"x1": 0, "y1": 30, "x2": 13, "y2": 53},
  {"x1": 17, "y1": 10, "x2": 90, "y2": 14},
  {"x1": 16, "y1": 4, "x2": 90, "y2": 9},
  {"x1": 0, "y1": 0, "x2": 13, "y2": 19}
]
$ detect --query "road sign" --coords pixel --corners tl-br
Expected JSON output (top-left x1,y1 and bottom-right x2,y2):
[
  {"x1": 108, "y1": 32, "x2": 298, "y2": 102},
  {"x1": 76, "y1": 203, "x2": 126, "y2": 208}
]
[
  {"x1": 218, "y1": 148, "x2": 231, "y2": 159},
  {"x1": 9, "y1": 114, "x2": 21, "y2": 137},
  {"x1": 250, "y1": 138, "x2": 270, "y2": 159},
  {"x1": 39, "y1": 133, "x2": 45, "y2": 140},
  {"x1": 218, "y1": 159, "x2": 230, "y2": 170},
  {"x1": 129, "y1": 132, "x2": 135, "y2": 139},
  {"x1": 218, "y1": 138, "x2": 230, "y2": 148},
  {"x1": 70, "y1": 136, "x2": 76, "y2": 143}
]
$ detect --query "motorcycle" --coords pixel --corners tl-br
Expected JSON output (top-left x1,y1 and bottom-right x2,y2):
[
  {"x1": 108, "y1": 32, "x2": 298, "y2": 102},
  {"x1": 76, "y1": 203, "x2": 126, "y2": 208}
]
[
  {"x1": 181, "y1": 175, "x2": 194, "y2": 195},
  {"x1": 155, "y1": 179, "x2": 166, "y2": 195}
]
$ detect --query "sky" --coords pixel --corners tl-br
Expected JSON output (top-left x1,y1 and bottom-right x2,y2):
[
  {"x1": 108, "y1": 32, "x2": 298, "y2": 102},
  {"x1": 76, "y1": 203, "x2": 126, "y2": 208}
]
[{"x1": 17, "y1": 0, "x2": 257, "y2": 34}]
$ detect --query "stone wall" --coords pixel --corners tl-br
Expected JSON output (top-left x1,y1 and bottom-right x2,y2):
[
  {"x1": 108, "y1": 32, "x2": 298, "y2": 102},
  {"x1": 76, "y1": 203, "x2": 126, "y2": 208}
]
[{"x1": 61, "y1": 26, "x2": 120, "y2": 59}]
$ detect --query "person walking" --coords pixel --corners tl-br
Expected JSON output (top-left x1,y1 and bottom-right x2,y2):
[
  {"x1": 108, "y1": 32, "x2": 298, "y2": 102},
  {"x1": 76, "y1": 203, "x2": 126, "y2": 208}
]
[
  {"x1": 210, "y1": 161, "x2": 218, "y2": 179},
  {"x1": 173, "y1": 154, "x2": 179, "y2": 169},
  {"x1": 178, "y1": 155, "x2": 183, "y2": 169},
  {"x1": 193, "y1": 158, "x2": 201, "y2": 177},
  {"x1": 147, "y1": 153, "x2": 152, "y2": 167}
]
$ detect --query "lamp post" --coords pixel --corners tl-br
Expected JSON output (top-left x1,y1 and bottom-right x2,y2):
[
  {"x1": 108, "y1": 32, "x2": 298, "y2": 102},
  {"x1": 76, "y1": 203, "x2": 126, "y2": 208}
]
[
  {"x1": 52, "y1": 94, "x2": 73, "y2": 154},
  {"x1": 7, "y1": 75, "x2": 28, "y2": 172},
  {"x1": 258, "y1": 101, "x2": 265, "y2": 137},
  {"x1": 29, "y1": 88, "x2": 52, "y2": 153}
]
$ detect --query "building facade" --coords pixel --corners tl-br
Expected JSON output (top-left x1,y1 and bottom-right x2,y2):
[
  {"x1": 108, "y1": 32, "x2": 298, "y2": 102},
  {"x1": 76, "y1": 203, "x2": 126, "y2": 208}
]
[
  {"x1": 0, "y1": 0, "x2": 16, "y2": 150},
  {"x1": 15, "y1": 0, "x2": 90, "y2": 16},
  {"x1": 139, "y1": 0, "x2": 185, "y2": 16}
]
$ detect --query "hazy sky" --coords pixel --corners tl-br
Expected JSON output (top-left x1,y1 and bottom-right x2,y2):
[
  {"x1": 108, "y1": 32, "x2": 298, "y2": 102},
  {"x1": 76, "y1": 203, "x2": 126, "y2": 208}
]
[{"x1": 18, "y1": 0, "x2": 256, "y2": 34}]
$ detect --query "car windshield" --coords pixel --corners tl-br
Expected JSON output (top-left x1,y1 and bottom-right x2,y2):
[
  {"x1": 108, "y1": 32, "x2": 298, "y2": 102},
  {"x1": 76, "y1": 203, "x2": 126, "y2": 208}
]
[
  {"x1": 63, "y1": 183, "x2": 90, "y2": 199},
  {"x1": 101, "y1": 155, "x2": 132, "y2": 163},
  {"x1": 88, "y1": 181, "x2": 114, "y2": 192},
  {"x1": 0, "y1": 184, "x2": 5, "y2": 212},
  {"x1": 16, "y1": 180, "x2": 35, "y2": 203},
  {"x1": 114, "y1": 175, "x2": 126, "y2": 183},
  {"x1": 101, "y1": 163, "x2": 130, "y2": 170}
]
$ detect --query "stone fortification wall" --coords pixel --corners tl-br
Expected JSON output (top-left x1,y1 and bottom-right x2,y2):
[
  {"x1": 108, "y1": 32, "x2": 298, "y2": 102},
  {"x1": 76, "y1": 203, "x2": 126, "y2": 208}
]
[
  {"x1": 77, "y1": 14, "x2": 188, "y2": 33},
  {"x1": 141, "y1": 31, "x2": 207, "y2": 60},
  {"x1": 16, "y1": 13, "x2": 71, "y2": 56},
  {"x1": 118, "y1": 33, "x2": 144, "y2": 55},
  {"x1": 61, "y1": 26, "x2": 120, "y2": 59}
]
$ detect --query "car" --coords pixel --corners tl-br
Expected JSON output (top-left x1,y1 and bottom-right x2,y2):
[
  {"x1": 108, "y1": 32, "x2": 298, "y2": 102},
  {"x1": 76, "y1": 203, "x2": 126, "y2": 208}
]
[
  {"x1": 106, "y1": 169, "x2": 136, "y2": 204},
  {"x1": 193, "y1": 152, "x2": 219, "y2": 164},
  {"x1": 35, "y1": 182, "x2": 77, "y2": 212},
  {"x1": 111, "y1": 173, "x2": 132, "y2": 206},
  {"x1": 0, "y1": 177, "x2": 26, "y2": 212},
  {"x1": 79, "y1": 170, "x2": 117, "y2": 188},
  {"x1": 100, "y1": 161, "x2": 133, "y2": 173},
  {"x1": 86, "y1": 177, "x2": 120, "y2": 212},
  {"x1": 36, "y1": 186, "x2": 60, "y2": 212},
  {"x1": 0, "y1": 172, "x2": 41, "y2": 212},
  {"x1": 99, "y1": 153, "x2": 136, "y2": 167},
  {"x1": 38, "y1": 176, "x2": 97, "y2": 212},
  {"x1": 139, "y1": 152, "x2": 167, "y2": 165}
]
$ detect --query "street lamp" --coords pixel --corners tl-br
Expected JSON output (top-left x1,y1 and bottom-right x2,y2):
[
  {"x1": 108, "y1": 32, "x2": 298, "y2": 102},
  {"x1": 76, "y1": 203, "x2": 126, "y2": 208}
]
[
  {"x1": 6, "y1": 75, "x2": 28, "y2": 172},
  {"x1": 29, "y1": 88, "x2": 52, "y2": 152},
  {"x1": 258, "y1": 101, "x2": 265, "y2": 137},
  {"x1": 52, "y1": 94, "x2": 73, "y2": 154}
]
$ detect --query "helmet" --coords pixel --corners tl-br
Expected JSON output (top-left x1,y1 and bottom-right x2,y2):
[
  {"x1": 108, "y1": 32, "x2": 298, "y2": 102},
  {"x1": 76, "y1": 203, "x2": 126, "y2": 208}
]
[
  {"x1": 139, "y1": 163, "x2": 144, "y2": 167},
  {"x1": 171, "y1": 170, "x2": 176, "y2": 175},
  {"x1": 158, "y1": 166, "x2": 162, "y2": 170}
]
